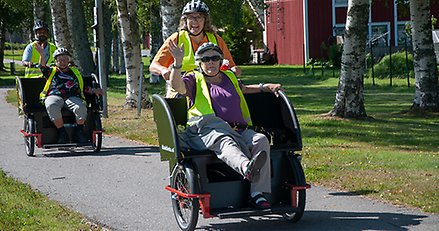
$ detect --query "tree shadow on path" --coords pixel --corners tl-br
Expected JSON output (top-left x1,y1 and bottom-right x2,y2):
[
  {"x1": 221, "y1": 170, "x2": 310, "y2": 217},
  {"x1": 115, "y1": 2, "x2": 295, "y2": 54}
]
[{"x1": 199, "y1": 210, "x2": 429, "y2": 231}]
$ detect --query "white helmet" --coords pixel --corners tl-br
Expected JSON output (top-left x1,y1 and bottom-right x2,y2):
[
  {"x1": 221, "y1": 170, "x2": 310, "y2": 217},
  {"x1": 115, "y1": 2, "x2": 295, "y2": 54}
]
[
  {"x1": 182, "y1": 0, "x2": 209, "y2": 15},
  {"x1": 53, "y1": 48, "x2": 71, "y2": 58}
]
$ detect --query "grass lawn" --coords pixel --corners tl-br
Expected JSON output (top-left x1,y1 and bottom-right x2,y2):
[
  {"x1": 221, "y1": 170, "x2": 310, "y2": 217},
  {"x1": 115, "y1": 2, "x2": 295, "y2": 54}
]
[{"x1": 1, "y1": 64, "x2": 438, "y2": 229}]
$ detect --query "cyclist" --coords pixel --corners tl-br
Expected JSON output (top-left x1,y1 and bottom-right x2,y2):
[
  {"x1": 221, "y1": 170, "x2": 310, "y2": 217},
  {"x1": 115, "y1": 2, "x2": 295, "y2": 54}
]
[{"x1": 22, "y1": 20, "x2": 56, "y2": 78}]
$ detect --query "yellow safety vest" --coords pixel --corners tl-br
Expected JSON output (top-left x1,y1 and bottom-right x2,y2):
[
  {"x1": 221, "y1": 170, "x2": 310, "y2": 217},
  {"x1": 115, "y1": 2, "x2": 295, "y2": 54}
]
[
  {"x1": 178, "y1": 31, "x2": 218, "y2": 72},
  {"x1": 24, "y1": 41, "x2": 56, "y2": 78},
  {"x1": 187, "y1": 70, "x2": 252, "y2": 126},
  {"x1": 40, "y1": 67, "x2": 85, "y2": 100}
]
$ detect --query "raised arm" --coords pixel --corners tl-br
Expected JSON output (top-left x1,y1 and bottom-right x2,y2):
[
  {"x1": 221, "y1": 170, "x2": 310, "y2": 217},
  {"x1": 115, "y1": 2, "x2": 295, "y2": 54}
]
[
  {"x1": 168, "y1": 40, "x2": 186, "y2": 95},
  {"x1": 34, "y1": 42, "x2": 46, "y2": 67}
]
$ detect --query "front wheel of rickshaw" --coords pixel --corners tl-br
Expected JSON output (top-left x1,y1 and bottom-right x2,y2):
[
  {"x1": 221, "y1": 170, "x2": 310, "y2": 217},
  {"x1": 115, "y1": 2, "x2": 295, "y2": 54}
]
[
  {"x1": 24, "y1": 116, "x2": 35, "y2": 157},
  {"x1": 170, "y1": 163, "x2": 199, "y2": 231},
  {"x1": 282, "y1": 154, "x2": 307, "y2": 222},
  {"x1": 92, "y1": 112, "x2": 102, "y2": 152}
]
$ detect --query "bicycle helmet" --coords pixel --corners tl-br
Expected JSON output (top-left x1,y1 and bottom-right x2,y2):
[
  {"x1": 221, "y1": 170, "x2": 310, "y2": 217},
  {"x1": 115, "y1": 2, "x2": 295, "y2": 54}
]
[
  {"x1": 33, "y1": 21, "x2": 49, "y2": 32},
  {"x1": 53, "y1": 48, "x2": 71, "y2": 58},
  {"x1": 195, "y1": 42, "x2": 223, "y2": 61},
  {"x1": 182, "y1": 0, "x2": 209, "y2": 15}
]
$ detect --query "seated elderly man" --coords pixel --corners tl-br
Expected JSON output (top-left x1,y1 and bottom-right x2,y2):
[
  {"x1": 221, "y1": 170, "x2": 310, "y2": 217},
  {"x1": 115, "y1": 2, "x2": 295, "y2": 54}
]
[{"x1": 168, "y1": 41, "x2": 283, "y2": 209}]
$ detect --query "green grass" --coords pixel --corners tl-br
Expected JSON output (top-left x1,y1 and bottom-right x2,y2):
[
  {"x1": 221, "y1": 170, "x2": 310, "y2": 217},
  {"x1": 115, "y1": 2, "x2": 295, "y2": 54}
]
[
  {"x1": 1, "y1": 63, "x2": 438, "y2": 229},
  {"x1": 0, "y1": 171, "x2": 93, "y2": 230}
]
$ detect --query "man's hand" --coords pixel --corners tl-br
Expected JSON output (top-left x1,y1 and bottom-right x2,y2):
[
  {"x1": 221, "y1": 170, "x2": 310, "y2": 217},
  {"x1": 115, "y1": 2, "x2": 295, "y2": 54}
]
[{"x1": 34, "y1": 42, "x2": 45, "y2": 55}]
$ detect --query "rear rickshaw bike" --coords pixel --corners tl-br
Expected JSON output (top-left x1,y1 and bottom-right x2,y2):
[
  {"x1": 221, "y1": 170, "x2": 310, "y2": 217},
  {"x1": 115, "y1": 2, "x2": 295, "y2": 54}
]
[
  {"x1": 16, "y1": 72, "x2": 103, "y2": 156},
  {"x1": 153, "y1": 90, "x2": 310, "y2": 231}
]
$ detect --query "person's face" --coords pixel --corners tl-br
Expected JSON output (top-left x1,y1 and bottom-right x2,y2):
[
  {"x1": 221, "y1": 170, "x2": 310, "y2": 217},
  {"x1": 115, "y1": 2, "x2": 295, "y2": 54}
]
[
  {"x1": 199, "y1": 50, "x2": 222, "y2": 76},
  {"x1": 186, "y1": 13, "x2": 205, "y2": 35},
  {"x1": 55, "y1": 55, "x2": 70, "y2": 69},
  {"x1": 35, "y1": 28, "x2": 48, "y2": 42}
]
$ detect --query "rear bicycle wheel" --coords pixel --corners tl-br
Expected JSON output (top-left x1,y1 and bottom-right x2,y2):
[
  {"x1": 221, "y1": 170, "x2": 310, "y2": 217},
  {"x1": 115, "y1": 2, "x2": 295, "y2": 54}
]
[
  {"x1": 24, "y1": 116, "x2": 35, "y2": 157},
  {"x1": 92, "y1": 112, "x2": 102, "y2": 152},
  {"x1": 170, "y1": 163, "x2": 199, "y2": 231},
  {"x1": 282, "y1": 154, "x2": 306, "y2": 223}
]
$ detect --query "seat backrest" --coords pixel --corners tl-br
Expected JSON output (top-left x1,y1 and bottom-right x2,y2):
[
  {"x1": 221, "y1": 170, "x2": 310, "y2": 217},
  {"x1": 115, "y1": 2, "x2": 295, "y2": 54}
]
[
  {"x1": 152, "y1": 95, "x2": 187, "y2": 163},
  {"x1": 16, "y1": 77, "x2": 46, "y2": 112},
  {"x1": 244, "y1": 91, "x2": 302, "y2": 151}
]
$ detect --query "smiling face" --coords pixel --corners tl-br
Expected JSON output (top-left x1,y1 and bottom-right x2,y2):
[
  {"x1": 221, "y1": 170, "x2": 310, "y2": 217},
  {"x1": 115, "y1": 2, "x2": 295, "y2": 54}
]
[
  {"x1": 35, "y1": 28, "x2": 48, "y2": 42},
  {"x1": 186, "y1": 13, "x2": 205, "y2": 35},
  {"x1": 55, "y1": 54, "x2": 71, "y2": 69},
  {"x1": 199, "y1": 49, "x2": 222, "y2": 76}
]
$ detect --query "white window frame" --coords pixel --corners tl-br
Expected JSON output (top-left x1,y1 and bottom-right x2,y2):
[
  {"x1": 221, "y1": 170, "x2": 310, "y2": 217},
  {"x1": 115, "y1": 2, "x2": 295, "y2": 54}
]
[
  {"x1": 396, "y1": 21, "x2": 411, "y2": 46},
  {"x1": 334, "y1": 0, "x2": 348, "y2": 7},
  {"x1": 369, "y1": 22, "x2": 390, "y2": 46}
]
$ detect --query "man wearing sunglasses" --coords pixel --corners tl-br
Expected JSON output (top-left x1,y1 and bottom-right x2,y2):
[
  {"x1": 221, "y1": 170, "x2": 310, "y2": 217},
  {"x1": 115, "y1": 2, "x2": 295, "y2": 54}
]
[
  {"x1": 168, "y1": 42, "x2": 283, "y2": 209},
  {"x1": 149, "y1": 0, "x2": 241, "y2": 97}
]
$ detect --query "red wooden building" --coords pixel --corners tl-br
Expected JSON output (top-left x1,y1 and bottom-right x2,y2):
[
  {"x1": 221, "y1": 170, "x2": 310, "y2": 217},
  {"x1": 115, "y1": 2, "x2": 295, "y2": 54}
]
[{"x1": 263, "y1": 0, "x2": 439, "y2": 65}]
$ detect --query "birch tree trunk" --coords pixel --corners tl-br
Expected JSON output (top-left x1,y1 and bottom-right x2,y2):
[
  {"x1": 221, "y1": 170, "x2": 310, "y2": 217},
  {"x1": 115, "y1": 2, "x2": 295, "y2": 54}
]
[
  {"x1": 65, "y1": 0, "x2": 95, "y2": 75},
  {"x1": 115, "y1": 0, "x2": 143, "y2": 108},
  {"x1": 112, "y1": 30, "x2": 120, "y2": 74},
  {"x1": 409, "y1": 0, "x2": 439, "y2": 111},
  {"x1": 329, "y1": 0, "x2": 369, "y2": 118},
  {"x1": 33, "y1": 0, "x2": 47, "y2": 23},
  {"x1": 159, "y1": 0, "x2": 183, "y2": 39},
  {"x1": 150, "y1": 0, "x2": 163, "y2": 83},
  {"x1": 49, "y1": 0, "x2": 72, "y2": 52}
]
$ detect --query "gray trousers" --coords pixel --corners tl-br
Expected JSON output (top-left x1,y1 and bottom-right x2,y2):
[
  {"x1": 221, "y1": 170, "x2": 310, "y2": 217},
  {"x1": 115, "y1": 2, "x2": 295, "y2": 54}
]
[
  {"x1": 210, "y1": 129, "x2": 271, "y2": 193},
  {"x1": 44, "y1": 95, "x2": 87, "y2": 122}
]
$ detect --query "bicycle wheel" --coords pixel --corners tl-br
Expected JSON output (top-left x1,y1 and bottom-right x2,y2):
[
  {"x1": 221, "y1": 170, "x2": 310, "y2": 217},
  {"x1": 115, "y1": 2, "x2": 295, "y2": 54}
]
[
  {"x1": 24, "y1": 116, "x2": 35, "y2": 157},
  {"x1": 92, "y1": 112, "x2": 102, "y2": 152},
  {"x1": 170, "y1": 163, "x2": 199, "y2": 231},
  {"x1": 282, "y1": 154, "x2": 306, "y2": 223}
]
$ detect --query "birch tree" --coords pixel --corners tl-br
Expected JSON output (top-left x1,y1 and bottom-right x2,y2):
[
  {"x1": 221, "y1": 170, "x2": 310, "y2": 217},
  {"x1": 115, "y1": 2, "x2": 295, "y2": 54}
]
[
  {"x1": 65, "y1": 0, "x2": 95, "y2": 76},
  {"x1": 329, "y1": 0, "x2": 369, "y2": 118},
  {"x1": 49, "y1": 0, "x2": 72, "y2": 52},
  {"x1": 409, "y1": 0, "x2": 439, "y2": 111},
  {"x1": 115, "y1": 0, "x2": 143, "y2": 108},
  {"x1": 159, "y1": 0, "x2": 183, "y2": 40}
]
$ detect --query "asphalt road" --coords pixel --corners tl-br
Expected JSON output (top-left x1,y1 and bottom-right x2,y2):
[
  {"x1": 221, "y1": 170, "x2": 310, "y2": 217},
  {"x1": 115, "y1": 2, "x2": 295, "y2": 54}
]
[{"x1": 1, "y1": 87, "x2": 438, "y2": 231}]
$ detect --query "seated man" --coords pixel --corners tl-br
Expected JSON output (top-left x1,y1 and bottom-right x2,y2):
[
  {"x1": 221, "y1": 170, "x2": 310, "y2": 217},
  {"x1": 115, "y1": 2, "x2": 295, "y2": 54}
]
[
  {"x1": 169, "y1": 42, "x2": 283, "y2": 209},
  {"x1": 35, "y1": 46, "x2": 102, "y2": 143}
]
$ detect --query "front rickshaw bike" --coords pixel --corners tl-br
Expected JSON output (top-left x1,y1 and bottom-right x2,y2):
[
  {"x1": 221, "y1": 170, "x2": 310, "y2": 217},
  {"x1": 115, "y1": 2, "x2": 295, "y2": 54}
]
[
  {"x1": 152, "y1": 91, "x2": 310, "y2": 231},
  {"x1": 16, "y1": 73, "x2": 103, "y2": 156}
]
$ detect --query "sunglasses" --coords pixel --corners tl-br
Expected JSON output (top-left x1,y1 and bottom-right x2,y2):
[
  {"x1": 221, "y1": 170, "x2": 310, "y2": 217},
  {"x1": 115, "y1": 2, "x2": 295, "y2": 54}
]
[{"x1": 200, "y1": 55, "x2": 222, "y2": 63}]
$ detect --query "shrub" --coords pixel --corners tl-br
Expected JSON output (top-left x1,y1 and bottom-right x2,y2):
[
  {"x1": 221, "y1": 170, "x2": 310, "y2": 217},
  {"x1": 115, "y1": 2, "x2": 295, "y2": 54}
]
[
  {"x1": 328, "y1": 43, "x2": 343, "y2": 68},
  {"x1": 366, "y1": 51, "x2": 414, "y2": 79}
]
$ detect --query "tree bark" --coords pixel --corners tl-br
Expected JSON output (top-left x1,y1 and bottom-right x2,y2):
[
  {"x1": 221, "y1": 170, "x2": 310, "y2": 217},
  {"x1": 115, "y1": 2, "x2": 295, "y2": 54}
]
[
  {"x1": 159, "y1": 0, "x2": 183, "y2": 39},
  {"x1": 49, "y1": 0, "x2": 72, "y2": 52},
  {"x1": 65, "y1": 0, "x2": 95, "y2": 76},
  {"x1": 112, "y1": 30, "x2": 120, "y2": 74},
  {"x1": 33, "y1": 0, "x2": 47, "y2": 23},
  {"x1": 150, "y1": 0, "x2": 163, "y2": 83},
  {"x1": 329, "y1": 0, "x2": 369, "y2": 118},
  {"x1": 409, "y1": 0, "x2": 439, "y2": 111},
  {"x1": 115, "y1": 0, "x2": 144, "y2": 108},
  {"x1": 0, "y1": 27, "x2": 5, "y2": 70}
]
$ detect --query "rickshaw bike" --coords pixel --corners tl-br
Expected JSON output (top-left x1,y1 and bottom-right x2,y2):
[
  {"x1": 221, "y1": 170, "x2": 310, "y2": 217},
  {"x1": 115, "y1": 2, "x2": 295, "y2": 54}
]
[
  {"x1": 152, "y1": 90, "x2": 310, "y2": 231},
  {"x1": 16, "y1": 73, "x2": 103, "y2": 156}
]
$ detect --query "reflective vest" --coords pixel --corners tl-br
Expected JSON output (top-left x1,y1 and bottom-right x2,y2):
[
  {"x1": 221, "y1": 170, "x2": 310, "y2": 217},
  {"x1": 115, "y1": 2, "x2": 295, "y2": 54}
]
[
  {"x1": 24, "y1": 41, "x2": 56, "y2": 78},
  {"x1": 178, "y1": 31, "x2": 218, "y2": 72},
  {"x1": 187, "y1": 70, "x2": 252, "y2": 126},
  {"x1": 40, "y1": 67, "x2": 85, "y2": 100}
]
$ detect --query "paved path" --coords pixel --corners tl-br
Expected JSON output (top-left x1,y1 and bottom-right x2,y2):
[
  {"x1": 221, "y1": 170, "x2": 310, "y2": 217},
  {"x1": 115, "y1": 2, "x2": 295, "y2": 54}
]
[{"x1": 0, "y1": 88, "x2": 437, "y2": 230}]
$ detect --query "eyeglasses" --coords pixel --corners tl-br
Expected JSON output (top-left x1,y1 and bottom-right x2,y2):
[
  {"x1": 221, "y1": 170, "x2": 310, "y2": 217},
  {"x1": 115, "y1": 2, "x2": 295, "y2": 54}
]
[
  {"x1": 187, "y1": 15, "x2": 204, "y2": 22},
  {"x1": 200, "y1": 55, "x2": 222, "y2": 63}
]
